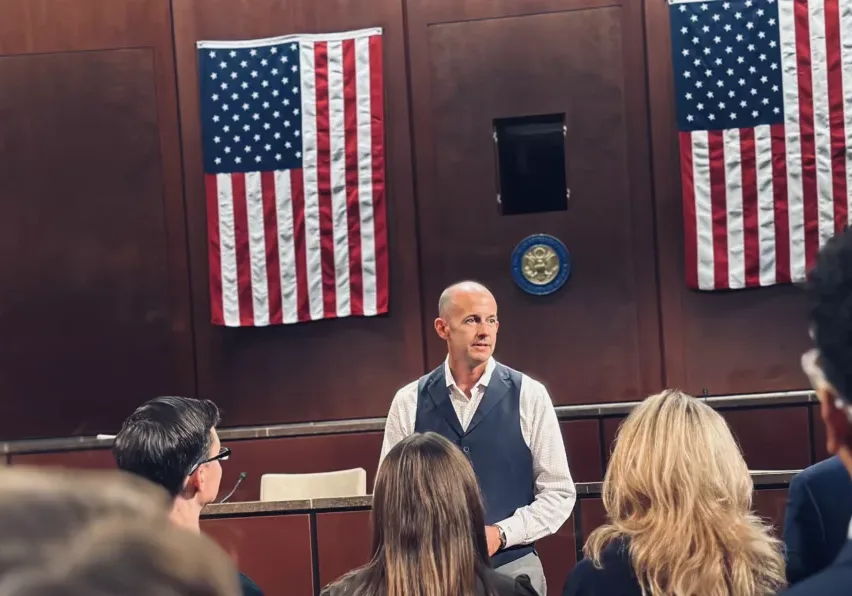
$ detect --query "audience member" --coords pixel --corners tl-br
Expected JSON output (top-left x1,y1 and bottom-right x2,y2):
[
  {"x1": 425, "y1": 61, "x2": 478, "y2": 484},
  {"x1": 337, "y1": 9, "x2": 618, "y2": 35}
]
[
  {"x1": 0, "y1": 518, "x2": 239, "y2": 596},
  {"x1": 0, "y1": 466, "x2": 170, "y2": 576},
  {"x1": 782, "y1": 454, "x2": 852, "y2": 584},
  {"x1": 322, "y1": 431, "x2": 538, "y2": 596},
  {"x1": 778, "y1": 228, "x2": 852, "y2": 595},
  {"x1": 113, "y1": 396, "x2": 263, "y2": 596},
  {"x1": 562, "y1": 389, "x2": 786, "y2": 596}
]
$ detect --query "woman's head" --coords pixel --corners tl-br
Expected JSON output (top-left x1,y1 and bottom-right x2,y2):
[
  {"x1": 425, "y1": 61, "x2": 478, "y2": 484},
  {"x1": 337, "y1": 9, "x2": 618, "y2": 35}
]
[
  {"x1": 329, "y1": 432, "x2": 490, "y2": 596},
  {"x1": 585, "y1": 390, "x2": 785, "y2": 596},
  {"x1": 372, "y1": 432, "x2": 488, "y2": 561},
  {"x1": 605, "y1": 389, "x2": 753, "y2": 520}
]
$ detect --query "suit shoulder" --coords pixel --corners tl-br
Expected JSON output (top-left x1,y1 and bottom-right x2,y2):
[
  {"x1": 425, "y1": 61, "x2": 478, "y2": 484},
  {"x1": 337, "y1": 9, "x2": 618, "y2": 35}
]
[
  {"x1": 792, "y1": 456, "x2": 846, "y2": 490},
  {"x1": 777, "y1": 565, "x2": 852, "y2": 596}
]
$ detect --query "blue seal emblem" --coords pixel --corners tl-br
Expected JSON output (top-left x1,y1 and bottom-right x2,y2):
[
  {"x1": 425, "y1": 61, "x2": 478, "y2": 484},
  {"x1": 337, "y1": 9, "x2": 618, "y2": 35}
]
[{"x1": 511, "y1": 234, "x2": 571, "y2": 295}]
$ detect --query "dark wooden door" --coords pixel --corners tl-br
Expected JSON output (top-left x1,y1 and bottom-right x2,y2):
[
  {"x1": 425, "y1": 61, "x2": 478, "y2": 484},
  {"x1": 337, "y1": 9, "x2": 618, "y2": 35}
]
[{"x1": 0, "y1": 0, "x2": 194, "y2": 439}]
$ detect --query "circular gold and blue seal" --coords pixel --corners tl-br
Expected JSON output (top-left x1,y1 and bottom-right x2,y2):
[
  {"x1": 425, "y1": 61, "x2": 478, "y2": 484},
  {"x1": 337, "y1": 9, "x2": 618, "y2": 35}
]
[{"x1": 511, "y1": 234, "x2": 571, "y2": 295}]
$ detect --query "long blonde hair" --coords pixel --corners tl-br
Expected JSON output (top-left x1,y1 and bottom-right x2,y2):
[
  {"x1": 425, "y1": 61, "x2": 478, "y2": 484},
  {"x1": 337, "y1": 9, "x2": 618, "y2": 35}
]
[
  {"x1": 585, "y1": 390, "x2": 786, "y2": 596},
  {"x1": 325, "y1": 432, "x2": 494, "y2": 596}
]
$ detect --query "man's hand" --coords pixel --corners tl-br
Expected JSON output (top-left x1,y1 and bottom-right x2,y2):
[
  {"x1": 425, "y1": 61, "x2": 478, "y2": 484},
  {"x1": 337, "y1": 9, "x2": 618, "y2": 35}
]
[{"x1": 485, "y1": 525, "x2": 502, "y2": 556}]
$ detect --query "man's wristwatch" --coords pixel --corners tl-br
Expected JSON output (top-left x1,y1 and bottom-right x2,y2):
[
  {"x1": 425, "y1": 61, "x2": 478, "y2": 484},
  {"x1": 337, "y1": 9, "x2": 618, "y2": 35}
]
[{"x1": 497, "y1": 526, "x2": 507, "y2": 550}]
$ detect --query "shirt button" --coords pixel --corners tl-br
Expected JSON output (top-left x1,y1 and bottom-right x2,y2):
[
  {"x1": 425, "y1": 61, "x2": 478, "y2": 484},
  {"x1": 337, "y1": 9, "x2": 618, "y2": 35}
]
[{"x1": 462, "y1": 446, "x2": 470, "y2": 453}]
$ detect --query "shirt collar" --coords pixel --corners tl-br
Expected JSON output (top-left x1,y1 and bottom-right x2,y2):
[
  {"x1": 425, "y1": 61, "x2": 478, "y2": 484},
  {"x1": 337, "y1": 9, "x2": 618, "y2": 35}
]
[{"x1": 444, "y1": 357, "x2": 496, "y2": 391}]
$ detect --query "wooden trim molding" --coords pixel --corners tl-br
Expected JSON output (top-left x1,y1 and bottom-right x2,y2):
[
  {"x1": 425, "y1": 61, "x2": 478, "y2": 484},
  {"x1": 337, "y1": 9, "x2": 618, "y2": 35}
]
[
  {"x1": 200, "y1": 470, "x2": 800, "y2": 517},
  {"x1": 1, "y1": 390, "x2": 815, "y2": 455}
]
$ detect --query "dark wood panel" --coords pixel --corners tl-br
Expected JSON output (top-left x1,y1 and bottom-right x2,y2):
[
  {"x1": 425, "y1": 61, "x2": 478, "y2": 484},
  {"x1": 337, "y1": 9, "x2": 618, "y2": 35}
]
[
  {"x1": 812, "y1": 404, "x2": 830, "y2": 462},
  {"x1": 578, "y1": 498, "x2": 607, "y2": 547},
  {"x1": 752, "y1": 488, "x2": 788, "y2": 537},
  {"x1": 413, "y1": 0, "x2": 624, "y2": 24},
  {"x1": 220, "y1": 433, "x2": 383, "y2": 502},
  {"x1": 0, "y1": 0, "x2": 174, "y2": 53},
  {"x1": 643, "y1": 0, "x2": 810, "y2": 395},
  {"x1": 0, "y1": 0, "x2": 193, "y2": 440},
  {"x1": 316, "y1": 510, "x2": 372, "y2": 589},
  {"x1": 601, "y1": 417, "x2": 624, "y2": 467},
  {"x1": 202, "y1": 514, "x2": 313, "y2": 596},
  {"x1": 722, "y1": 408, "x2": 810, "y2": 471},
  {"x1": 171, "y1": 0, "x2": 423, "y2": 426},
  {"x1": 604, "y1": 408, "x2": 809, "y2": 472},
  {"x1": 561, "y1": 420, "x2": 603, "y2": 482},
  {"x1": 537, "y1": 516, "x2": 578, "y2": 595},
  {"x1": 9, "y1": 449, "x2": 115, "y2": 470},
  {"x1": 406, "y1": 0, "x2": 662, "y2": 403}
]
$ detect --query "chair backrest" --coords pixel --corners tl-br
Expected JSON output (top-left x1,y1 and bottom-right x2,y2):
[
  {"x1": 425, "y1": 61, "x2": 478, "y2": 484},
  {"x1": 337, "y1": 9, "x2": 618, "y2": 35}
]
[{"x1": 259, "y1": 468, "x2": 368, "y2": 501}]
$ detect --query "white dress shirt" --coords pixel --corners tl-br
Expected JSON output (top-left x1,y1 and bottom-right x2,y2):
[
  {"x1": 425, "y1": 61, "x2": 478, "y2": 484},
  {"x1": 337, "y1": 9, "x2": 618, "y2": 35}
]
[{"x1": 379, "y1": 357, "x2": 576, "y2": 549}]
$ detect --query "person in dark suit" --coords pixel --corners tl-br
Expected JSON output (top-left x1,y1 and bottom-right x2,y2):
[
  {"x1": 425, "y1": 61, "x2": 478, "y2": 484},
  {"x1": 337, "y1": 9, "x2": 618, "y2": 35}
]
[
  {"x1": 779, "y1": 228, "x2": 852, "y2": 596},
  {"x1": 562, "y1": 390, "x2": 786, "y2": 596},
  {"x1": 783, "y1": 455, "x2": 852, "y2": 584},
  {"x1": 321, "y1": 432, "x2": 538, "y2": 596}
]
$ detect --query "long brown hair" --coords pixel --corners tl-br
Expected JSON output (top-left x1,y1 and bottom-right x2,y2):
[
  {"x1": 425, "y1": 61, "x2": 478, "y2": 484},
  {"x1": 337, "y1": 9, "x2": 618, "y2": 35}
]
[
  {"x1": 325, "y1": 432, "x2": 493, "y2": 596},
  {"x1": 585, "y1": 390, "x2": 786, "y2": 596}
]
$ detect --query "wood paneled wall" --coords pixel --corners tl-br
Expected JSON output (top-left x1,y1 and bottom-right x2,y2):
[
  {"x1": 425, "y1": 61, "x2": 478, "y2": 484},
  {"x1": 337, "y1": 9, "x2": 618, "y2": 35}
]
[
  {"x1": 171, "y1": 0, "x2": 424, "y2": 428},
  {"x1": 406, "y1": 0, "x2": 663, "y2": 400},
  {"x1": 0, "y1": 0, "x2": 812, "y2": 443},
  {"x1": 0, "y1": 0, "x2": 195, "y2": 440}
]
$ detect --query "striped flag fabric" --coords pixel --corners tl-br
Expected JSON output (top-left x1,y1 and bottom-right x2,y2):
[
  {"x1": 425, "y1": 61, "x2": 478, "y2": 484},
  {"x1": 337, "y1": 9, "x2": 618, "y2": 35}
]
[
  {"x1": 670, "y1": 0, "x2": 852, "y2": 290},
  {"x1": 196, "y1": 28, "x2": 388, "y2": 326}
]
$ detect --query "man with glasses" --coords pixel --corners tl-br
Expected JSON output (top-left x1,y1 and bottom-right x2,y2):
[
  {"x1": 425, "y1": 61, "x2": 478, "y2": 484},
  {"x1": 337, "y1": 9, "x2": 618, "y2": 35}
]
[
  {"x1": 779, "y1": 229, "x2": 852, "y2": 596},
  {"x1": 113, "y1": 396, "x2": 262, "y2": 596}
]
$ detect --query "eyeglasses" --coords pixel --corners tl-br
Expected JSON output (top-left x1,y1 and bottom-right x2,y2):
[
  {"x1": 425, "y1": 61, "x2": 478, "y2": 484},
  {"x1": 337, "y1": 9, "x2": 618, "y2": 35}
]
[
  {"x1": 801, "y1": 348, "x2": 852, "y2": 421},
  {"x1": 188, "y1": 446, "x2": 231, "y2": 475},
  {"x1": 801, "y1": 348, "x2": 827, "y2": 390}
]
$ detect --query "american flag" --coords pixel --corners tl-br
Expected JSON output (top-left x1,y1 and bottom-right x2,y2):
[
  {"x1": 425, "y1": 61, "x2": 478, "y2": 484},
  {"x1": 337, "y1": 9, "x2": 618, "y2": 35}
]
[
  {"x1": 196, "y1": 28, "x2": 388, "y2": 326},
  {"x1": 670, "y1": 0, "x2": 852, "y2": 290}
]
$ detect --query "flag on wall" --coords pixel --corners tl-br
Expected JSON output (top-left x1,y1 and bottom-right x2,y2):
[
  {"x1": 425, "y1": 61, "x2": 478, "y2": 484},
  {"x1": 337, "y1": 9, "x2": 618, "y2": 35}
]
[
  {"x1": 196, "y1": 28, "x2": 388, "y2": 326},
  {"x1": 669, "y1": 0, "x2": 852, "y2": 290}
]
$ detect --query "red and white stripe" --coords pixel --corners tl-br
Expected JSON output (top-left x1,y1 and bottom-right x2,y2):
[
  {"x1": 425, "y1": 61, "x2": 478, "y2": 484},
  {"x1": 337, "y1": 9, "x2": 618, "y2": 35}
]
[
  {"x1": 205, "y1": 28, "x2": 388, "y2": 325},
  {"x1": 681, "y1": 0, "x2": 852, "y2": 290}
]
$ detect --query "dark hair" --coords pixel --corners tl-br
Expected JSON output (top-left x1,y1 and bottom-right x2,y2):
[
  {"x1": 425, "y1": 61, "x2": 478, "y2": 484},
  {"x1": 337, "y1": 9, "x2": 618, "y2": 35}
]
[
  {"x1": 113, "y1": 397, "x2": 220, "y2": 497},
  {"x1": 807, "y1": 227, "x2": 852, "y2": 403},
  {"x1": 324, "y1": 432, "x2": 496, "y2": 596}
]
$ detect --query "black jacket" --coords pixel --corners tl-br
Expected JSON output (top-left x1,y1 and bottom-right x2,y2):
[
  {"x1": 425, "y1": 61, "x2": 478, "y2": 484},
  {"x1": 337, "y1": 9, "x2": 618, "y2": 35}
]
[
  {"x1": 562, "y1": 538, "x2": 642, "y2": 596},
  {"x1": 782, "y1": 456, "x2": 852, "y2": 584},
  {"x1": 777, "y1": 540, "x2": 852, "y2": 596}
]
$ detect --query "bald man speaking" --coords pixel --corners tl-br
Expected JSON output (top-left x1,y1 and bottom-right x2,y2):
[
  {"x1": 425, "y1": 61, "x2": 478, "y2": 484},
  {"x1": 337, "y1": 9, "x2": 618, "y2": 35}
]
[{"x1": 379, "y1": 281, "x2": 576, "y2": 594}]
